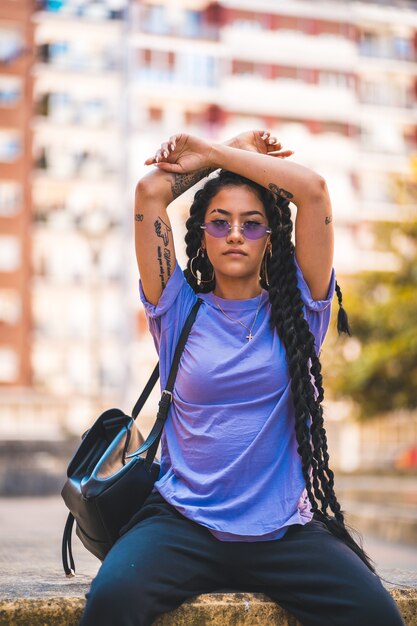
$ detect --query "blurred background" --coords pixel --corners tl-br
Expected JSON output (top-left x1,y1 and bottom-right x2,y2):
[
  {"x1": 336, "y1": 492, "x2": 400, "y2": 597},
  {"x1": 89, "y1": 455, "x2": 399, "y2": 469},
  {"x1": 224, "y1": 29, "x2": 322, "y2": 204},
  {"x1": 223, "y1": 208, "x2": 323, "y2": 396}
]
[{"x1": 0, "y1": 0, "x2": 416, "y2": 574}]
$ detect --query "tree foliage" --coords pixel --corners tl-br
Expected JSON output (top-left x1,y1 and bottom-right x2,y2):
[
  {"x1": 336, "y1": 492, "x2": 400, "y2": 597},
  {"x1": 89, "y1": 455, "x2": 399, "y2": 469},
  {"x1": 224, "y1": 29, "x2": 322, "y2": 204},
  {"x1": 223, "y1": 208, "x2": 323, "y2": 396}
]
[{"x1": 323, "y1": 220, "x2": 417, "y2": 420}]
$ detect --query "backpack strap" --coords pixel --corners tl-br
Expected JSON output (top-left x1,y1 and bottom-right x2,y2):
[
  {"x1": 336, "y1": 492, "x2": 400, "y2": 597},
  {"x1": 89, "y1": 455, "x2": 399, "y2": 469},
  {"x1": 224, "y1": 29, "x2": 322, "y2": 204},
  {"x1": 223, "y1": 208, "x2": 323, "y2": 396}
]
[{"x1": 126, "y1": 298, "x2": 203, "y2": 466}]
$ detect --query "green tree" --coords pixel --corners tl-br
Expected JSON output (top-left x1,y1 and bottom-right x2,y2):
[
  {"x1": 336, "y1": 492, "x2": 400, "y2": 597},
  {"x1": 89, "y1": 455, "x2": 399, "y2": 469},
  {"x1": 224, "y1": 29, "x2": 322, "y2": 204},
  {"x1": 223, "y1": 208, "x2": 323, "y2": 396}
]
[{"x1": 324, "y1": 220, "x2": 417, "y2": 419}]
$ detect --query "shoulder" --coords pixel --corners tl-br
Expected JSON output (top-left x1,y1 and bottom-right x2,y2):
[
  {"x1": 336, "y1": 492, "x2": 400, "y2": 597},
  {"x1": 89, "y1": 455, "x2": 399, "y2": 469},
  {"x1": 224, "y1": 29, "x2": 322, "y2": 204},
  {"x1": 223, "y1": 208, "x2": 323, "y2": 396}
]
[
  {"x1": 140, "y1": 261, "x2": 197, "y2": 320},
  {"x1": 294, "y1": 253, "x2": 335, "y2": 313}
]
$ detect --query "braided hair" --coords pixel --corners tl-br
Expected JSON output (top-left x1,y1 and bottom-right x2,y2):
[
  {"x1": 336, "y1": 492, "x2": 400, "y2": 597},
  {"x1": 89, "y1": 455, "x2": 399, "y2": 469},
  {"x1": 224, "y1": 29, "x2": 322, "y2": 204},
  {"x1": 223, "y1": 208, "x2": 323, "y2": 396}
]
[{"x1": 184, "y1": 169, "x2": 375, "y2": 574}]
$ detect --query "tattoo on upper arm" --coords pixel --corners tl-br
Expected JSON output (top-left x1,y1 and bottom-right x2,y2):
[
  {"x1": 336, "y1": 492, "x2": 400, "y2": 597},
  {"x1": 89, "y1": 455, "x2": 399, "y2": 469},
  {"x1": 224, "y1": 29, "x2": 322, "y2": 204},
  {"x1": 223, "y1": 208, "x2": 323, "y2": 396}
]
[
  {"x1": 154, "y1": 217, "x2": 173, "y2": 289},
  {"x1": 325, "y1": 216, "x2": 332, "y2": 225},
  {"x1": 171, "y1": 168, "x2": 213, "y2": 199},
  {"x1": 268, "y1": 183, "x2": 294, "y2": 201},
  {"x1": 135, "y1": 213, "x2": 144, "y2": 222}
]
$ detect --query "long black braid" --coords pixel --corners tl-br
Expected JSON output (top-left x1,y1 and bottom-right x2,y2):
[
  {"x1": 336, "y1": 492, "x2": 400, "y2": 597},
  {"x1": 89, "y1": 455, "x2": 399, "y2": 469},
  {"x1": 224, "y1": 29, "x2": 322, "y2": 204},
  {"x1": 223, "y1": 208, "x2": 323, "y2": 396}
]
[{"x1": 184, "y1": 169, "x2": 376, "y2": 574}]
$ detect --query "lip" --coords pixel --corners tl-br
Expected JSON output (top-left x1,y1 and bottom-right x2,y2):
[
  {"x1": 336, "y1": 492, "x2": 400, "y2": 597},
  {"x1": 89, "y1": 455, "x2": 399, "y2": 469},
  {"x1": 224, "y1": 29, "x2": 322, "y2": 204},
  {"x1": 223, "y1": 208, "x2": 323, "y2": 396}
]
[{"x1": 224, "y1": 249, "x2": 247, "y2": 256}]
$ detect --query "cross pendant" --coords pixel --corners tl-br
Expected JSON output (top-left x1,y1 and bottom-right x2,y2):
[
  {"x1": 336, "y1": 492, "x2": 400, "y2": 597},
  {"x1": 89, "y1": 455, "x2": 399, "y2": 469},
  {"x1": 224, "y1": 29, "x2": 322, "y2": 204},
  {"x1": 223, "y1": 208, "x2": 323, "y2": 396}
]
[{"x1": 246, "y1": 332, "x2": 254, "y2": 341}]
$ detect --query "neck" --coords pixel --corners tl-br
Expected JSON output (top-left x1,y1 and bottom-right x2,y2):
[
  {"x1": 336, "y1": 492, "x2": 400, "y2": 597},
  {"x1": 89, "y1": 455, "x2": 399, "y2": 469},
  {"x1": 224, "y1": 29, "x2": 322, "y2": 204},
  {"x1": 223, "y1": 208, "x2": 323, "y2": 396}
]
[{"x1": 212, "y1": 274, "x2": 262, "y2": 300}]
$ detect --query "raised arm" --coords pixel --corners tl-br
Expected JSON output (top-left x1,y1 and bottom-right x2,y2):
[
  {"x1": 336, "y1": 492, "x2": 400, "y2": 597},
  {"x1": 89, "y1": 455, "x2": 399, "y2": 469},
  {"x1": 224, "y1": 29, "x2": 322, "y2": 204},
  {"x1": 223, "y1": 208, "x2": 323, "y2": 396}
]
[
  {"x1": 154, "y1": 135, "x2": 333, "y2": 301},
  {"x1": 134, "y1": 167, "x2": 212, "y2": 306},
  {"x1": 135, "y1": 130, "x2": 292, "y2": 306}
]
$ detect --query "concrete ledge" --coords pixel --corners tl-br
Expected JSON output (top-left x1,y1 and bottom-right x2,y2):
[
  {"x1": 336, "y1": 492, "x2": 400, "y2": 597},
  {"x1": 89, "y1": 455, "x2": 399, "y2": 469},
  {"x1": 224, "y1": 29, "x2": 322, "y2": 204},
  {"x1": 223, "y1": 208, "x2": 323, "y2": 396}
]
[
  {"x1": 0, "y1": 598, "x2": 84, "y2": 626},
  {"x1": 1, "y1": 588, "x2": 416, "y2": 626}
]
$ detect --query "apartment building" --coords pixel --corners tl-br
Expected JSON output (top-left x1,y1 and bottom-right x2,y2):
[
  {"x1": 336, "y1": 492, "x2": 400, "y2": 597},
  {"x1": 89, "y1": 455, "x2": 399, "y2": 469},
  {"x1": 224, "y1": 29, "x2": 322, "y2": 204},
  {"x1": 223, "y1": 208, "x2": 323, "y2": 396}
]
[
  {"x1": 0, "y1": 0, "x2": 131, "y2": 437},
  {"x1": 129, "y1": 0, "x2": 417, "y2": 275},
  {"x1": 31, "y1": 1, "x2": 129, "y2": 402},
  {"x1": 1, "y1": 0, "x2": 416, "y2": 446},
  {"x1": 0, "y1": 0, "x2": 35, "y2": 387}
]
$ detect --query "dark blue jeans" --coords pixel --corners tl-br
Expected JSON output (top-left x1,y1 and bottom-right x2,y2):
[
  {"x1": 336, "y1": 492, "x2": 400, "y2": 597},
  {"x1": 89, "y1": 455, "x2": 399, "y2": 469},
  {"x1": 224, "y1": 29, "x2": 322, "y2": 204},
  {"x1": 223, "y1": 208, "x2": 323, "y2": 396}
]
[{"x1": 79, "y1": 491, "x2": 405, "y2": 626}]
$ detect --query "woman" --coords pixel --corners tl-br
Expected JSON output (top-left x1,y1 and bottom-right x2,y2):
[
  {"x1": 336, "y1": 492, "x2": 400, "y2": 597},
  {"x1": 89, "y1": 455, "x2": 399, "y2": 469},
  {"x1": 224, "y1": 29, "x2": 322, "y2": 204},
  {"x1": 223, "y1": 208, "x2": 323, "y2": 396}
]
[{"x1": 79, "y1": 131, "x2": 404, "y2": 626}]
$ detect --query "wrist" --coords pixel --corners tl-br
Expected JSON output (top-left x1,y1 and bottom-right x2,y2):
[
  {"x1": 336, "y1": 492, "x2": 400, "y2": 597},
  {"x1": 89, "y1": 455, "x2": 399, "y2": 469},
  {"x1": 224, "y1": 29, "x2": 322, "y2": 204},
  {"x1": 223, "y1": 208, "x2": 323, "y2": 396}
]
[{"x1": 208, "y1": 143, "x2": 226, "y2": 170}]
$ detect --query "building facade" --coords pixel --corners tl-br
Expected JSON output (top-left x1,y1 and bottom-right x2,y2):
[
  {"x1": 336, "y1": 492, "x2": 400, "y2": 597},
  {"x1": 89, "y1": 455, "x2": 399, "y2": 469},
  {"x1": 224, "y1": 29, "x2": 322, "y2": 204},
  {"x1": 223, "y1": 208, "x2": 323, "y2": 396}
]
[
  {"x1": 0, "y1": 0, "x2": 35, "y2": 388},
  {"x1": 129, "y1": 0, "x2": 417, "y2": 273},
  {"x1": 1, "y1": 0, "x2": 416, "y2": 458}
]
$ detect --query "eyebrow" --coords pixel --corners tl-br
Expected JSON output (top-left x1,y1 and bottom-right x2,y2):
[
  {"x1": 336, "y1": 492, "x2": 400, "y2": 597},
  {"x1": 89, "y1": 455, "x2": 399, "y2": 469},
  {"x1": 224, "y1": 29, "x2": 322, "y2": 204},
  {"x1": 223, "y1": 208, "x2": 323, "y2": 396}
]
[{"x1": 209, "y1": 208, "x2": 264, "y2": 217}]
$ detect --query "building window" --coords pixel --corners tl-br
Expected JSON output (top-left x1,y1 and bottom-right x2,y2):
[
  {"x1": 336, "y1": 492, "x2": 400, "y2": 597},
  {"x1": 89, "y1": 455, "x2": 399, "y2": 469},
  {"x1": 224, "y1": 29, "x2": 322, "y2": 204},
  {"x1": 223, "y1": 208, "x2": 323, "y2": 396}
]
[
  {"x1": 0, "y1": 27, "x2": 24, "y2": 64},
  {"x1": 0, "y1": 348, "x2": 19, "y2": 383},
  {"x1": 0, "y1": 236, "x2": 21, "y2": 272},
  {"x1": 0, "y1": 290, "x2": 21, "y2": 325},
  {"x1": 142, "y1": 4, "x2": 169, "y2": 35},
  {"x1": 393, "y1": 36, "x2": 414, "y2": 61},
  {"x1": 0, "y1": 131, "x2": 21, "y2": 163},
  {"x1": 319, "y1": 71, "x2": 349, "y2": 88},
  {"x1": 0, "y1": 76, "x2": 22, "y2": 107},
  {"x1": 231, "y1": 9, "x2": 263, "y2": 31},
  {"x1": 0, "y1": 182, "x2": 21, "y2": 217}
]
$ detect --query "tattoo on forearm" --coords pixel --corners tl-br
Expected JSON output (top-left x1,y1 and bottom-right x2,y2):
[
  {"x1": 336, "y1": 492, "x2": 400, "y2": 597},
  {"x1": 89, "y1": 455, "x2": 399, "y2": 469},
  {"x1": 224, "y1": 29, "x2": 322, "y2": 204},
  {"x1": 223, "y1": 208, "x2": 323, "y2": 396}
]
[
  {"x1": 135, "y1": 213, "x2": 144, "y2": 222},
  {"x1": 157, "y1": 246, "x2": 166, "y2": 289},
  {"x1": 325, "y1": 216, "x2": 332, "y2": 225},
  {"x1": 268, "y1": 183, "x2": 294, "y2": 200},
  {"x1": 154, "y1": 217, "x2": 173, "y2": 289},
  {"x1": 154, "y1": 217, "x2": 172, "y2": 246},
  {"x1": 164, "y1": 247, "x2": 172, "y2": 279},
  {"x1": 171, "y1": 168, "x2": 213, "y2": 199}
]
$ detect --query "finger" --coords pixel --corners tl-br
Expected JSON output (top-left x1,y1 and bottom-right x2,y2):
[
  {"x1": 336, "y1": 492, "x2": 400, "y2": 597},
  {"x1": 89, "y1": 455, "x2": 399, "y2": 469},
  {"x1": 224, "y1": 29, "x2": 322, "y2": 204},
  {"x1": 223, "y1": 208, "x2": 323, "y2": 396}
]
[
  {"x1": 261, "y1": 130, "x2": 270, "y2": 140},
  {"x1": 268, "y1": 149, "x2": 293, "y2": 155},
  {"x1": 268, "y1": 150, "x2": 294, "y2": 158},
  {"x1": 267, "y1": 141, "x2": 281, "y2": 151},
  {"x1": 154, "y1": 162, "x2": 183, "y2": 173},
  {"x1": 169, "y1": 135, "x2": 179, "y2": 151},
  {"x1": 154, "y1": 149, "x2": 164, "y2": 163},
  {"x1": 160, "y1": 142, "x2": 170, "y2": 158},
  {"x1": 144, "y1": 155, "x2": 156, "y2": 165}
]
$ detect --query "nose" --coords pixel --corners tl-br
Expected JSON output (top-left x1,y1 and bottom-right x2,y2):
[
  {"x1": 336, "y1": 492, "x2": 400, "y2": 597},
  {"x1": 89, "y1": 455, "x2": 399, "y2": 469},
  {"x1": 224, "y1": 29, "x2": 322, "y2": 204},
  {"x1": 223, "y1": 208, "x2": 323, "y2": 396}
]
[{"x1": 226, "y1": 223, "x2": 244, "y2": 243}]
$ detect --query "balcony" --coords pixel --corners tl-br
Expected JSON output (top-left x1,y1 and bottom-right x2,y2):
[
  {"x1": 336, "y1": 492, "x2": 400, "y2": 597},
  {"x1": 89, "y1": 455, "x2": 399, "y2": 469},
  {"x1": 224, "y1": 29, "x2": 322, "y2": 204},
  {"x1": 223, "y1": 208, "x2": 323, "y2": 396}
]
[
  {"x1": 33, "y1": 63, "x2": 123, "y2": 95},
  {"x1": 359, "y1": 102, "x2": 417, "y2": 125},
  {"x1": 221, "y1": 75, "x2": 358, "y2": 123},
  {"x1": 358, "y1": 56, "x2": 417, "y2": 76},
  {"x1": 221, "y1": 27, "x2": 357, "y2": 71},
  {"x1": 33, "y1": 118, "x2": 121, "y2": 143},
  {"x1": 133, "y1": 3, "x2": 219, "y2": 41},
  {"x1": 129, "y1": 31, "x2": 223, "y2": 56}
]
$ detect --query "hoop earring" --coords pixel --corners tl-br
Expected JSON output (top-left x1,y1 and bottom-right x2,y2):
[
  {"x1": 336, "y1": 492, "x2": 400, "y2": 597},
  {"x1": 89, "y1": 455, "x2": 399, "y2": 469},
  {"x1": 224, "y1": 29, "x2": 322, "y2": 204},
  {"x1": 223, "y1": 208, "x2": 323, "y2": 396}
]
[
  {"x1": 190, "y1": 247, "x2": 214, "y2": 284},
  {"x1": 261, "y1": 244, "x2": 271, "y2": 287}
]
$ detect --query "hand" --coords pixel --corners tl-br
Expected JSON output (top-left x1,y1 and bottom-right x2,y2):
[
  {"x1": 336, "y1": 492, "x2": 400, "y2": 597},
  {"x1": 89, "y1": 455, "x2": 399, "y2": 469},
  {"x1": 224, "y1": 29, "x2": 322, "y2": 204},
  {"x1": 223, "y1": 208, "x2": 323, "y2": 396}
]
[
  {"x1": 144, "y1": 130, "x2": 294, "y2": 173},
  {"x1": 225, "y1": 129, "x2": 294, "y2": 158},
  {"x1": 144, "y1": 134, "x2": 213, "y2": 174}
]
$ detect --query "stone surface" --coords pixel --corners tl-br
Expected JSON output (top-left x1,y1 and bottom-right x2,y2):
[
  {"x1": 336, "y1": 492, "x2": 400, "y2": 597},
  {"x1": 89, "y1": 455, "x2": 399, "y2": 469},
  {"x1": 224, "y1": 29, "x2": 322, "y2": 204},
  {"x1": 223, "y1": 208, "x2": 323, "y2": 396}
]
[
  {"x1": 153, "y1": 593, "x2": 301, "y2": 626},
  {"x1": 2, "y1": 590, "x2": 417, "y2": 626},
  {"x1": 0, "y1": 598, "x2": 84, "y2": 626},
  {"x1": 390, "y1": 589, "x2": 417, "y2": 626},
  {"x1": 0, "y1": 593, "x2": 302, "y2": 626}
]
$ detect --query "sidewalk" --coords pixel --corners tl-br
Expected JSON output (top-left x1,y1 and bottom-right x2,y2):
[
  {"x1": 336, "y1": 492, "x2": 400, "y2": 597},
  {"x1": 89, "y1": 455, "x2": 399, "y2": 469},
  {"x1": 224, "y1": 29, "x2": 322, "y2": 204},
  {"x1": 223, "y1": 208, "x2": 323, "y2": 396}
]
[
  {"x1": 1, "y1": 497, "x2": 417, "y2": 626},
  {"x1": 0, "y1": 497, "x2": 98, "y2": 600},
  {"x1": 1, "y1": 496, "x2": 417, "y2": 600}
]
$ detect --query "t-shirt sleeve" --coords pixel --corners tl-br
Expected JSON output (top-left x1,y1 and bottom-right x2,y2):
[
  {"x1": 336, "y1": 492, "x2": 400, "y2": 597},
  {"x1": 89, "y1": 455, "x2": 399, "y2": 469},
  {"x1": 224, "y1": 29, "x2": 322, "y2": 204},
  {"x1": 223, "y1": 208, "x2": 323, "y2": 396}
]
[
  {"x1": 294, "y1": 253, "x2": 335, "y2": 353},
  {"x1": 139, "y1": 261, "x2": 198, "y2": 362}
]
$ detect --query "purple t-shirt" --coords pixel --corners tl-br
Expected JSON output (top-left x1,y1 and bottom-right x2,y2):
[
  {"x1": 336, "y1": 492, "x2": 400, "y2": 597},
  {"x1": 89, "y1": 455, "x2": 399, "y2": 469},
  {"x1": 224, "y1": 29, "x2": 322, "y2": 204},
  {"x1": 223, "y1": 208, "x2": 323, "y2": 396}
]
[{"x1": 139, "y1": 256, "x2": 335, "y2": 542}]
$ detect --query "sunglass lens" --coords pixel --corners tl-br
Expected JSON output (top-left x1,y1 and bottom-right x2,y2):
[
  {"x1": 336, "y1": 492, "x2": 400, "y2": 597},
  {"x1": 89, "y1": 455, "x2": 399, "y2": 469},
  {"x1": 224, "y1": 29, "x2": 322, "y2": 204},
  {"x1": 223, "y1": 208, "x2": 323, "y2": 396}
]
[
  {"x1": 244, "y1": 223, "x2": 267, "y2": 240},
  {"x1": 206, "y1": 222, "x2": 229, "y2": 237}
]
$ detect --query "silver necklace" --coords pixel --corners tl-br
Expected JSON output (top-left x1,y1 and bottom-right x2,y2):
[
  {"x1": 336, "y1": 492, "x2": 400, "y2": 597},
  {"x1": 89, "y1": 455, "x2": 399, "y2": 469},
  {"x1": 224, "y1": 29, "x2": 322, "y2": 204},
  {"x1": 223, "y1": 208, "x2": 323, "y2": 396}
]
[{"x1": 213, "y1": 291, "x2": 263, "y2": 341}]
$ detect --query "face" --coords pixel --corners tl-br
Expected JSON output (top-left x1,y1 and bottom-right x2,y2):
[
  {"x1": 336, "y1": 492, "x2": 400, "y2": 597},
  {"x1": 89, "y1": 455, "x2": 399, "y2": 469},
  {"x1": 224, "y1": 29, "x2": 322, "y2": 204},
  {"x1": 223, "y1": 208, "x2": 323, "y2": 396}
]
[{"x1": 201, "y1": 186, "x2": 270, "y2": 283}]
